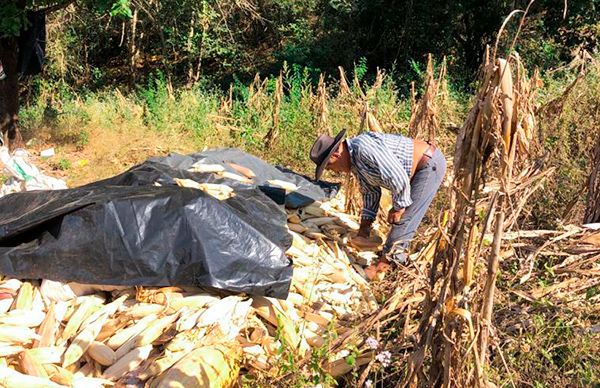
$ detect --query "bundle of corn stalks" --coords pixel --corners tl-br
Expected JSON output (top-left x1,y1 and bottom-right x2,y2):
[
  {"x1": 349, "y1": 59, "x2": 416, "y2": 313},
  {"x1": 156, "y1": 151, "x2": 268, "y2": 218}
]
[
  {"x1": 408, "y1": 54, "x2": 445, "y2": 143},
  {"x1": 0, "y1": 184, "x2": 384, "y2": 387},
  {"x1": 389, "y1": 46, "x2": 552, "y2": 386}
]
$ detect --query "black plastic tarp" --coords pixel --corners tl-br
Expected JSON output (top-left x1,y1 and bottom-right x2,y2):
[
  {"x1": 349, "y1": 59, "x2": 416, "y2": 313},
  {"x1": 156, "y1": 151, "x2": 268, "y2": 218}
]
[
  {"x1": 86, "y1": 148, "x2": 338, "y2": 208},
  {"x1": 0, "y1": 149, "x2": 336, "y2": 299}
]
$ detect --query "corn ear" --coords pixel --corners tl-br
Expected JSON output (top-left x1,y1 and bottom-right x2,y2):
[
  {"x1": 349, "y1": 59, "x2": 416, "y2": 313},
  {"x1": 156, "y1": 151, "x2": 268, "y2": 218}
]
[
  {"x1": 287, "y1": 213, "x2": 302, "y2": 224},
  {"x1": 140, "y1": 328, "x2": 207, "y2": 380},
  {"x1": 102, "y1": 344, "x2": 152, "y2": 381},
  {"x1": 228, "y1": 163, "x2": 255, "y2": 179},
  {"x1": 267, "y1": 179, "x2": 298, "y2": 192},
  {"x1": 78, "y1": 295, "x2": 128, "y2": 332},
  {"x1": 167, "y1": 294, "x2": 218, "y2": 311},
  {"x1": 288, "y1": 223, "x2": 307, "y2": 233},
  {"x1": 59, "y1": 298, "x2": 99, "y2": 343},
  {"x1": 107, "y1": 314, "x2": 157, "y2": 350},
  {"x1": 219, "y1": 171, "x2": 251, "y2": 183},
  {"x1": 14, "y1": 282, "x2": 34, "y2": 310},
  {"x1": 134, "y1": 313, "x2": 178, "y2": 347},
  {"x1": 123, "y1": 303, "x2": 164, "y2": 320},
  {"x1": 87, "y1": 341, "x2": 116, "y2": 366},
  {"x1": 62, "y1": 305, "x2": 115, "y2": 367},
  {"x1": 187, "y1": 163, "x2": 225, "y2": 173},
  {"x1": 96, "y1": 317, "x2": 129, "y2": 342}
]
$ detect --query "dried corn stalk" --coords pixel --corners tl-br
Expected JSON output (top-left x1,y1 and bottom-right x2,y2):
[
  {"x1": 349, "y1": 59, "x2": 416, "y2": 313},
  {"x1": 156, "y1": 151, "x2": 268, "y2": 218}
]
[
  {"x1": 408, "y1": 54, "x2": 441, "y2": 142},
  {"x1": 403, "y1": 46, "x2": 547, "y2": 387},
  {"x1": 264, "y1": 72, "x2": 283, "y2": 148},
  {"x1": 314, "y1": 74, "x2": 329, "y2": 135}
]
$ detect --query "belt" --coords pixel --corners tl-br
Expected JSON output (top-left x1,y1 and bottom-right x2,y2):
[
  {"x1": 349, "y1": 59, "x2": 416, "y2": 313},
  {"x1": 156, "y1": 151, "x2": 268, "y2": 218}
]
[{"x1": 416, "y1": 144, "x2": 436, "y2": 171}]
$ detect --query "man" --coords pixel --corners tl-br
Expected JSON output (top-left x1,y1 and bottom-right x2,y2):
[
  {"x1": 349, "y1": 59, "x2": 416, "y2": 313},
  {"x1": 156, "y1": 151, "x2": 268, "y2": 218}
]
[{"x1": 310, "y1": 129, "x2": 446, "y2": 279}]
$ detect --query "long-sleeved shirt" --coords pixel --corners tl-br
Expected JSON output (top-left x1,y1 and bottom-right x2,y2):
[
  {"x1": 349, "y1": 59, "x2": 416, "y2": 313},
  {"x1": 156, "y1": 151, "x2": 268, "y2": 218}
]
[{"x1": 346, "y1": 132, "x2": 414, "y2": 220}]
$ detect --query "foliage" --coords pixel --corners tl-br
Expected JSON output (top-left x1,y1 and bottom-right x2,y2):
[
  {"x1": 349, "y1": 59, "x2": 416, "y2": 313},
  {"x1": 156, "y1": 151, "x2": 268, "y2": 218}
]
[{"x1": 9, "y1": 0, "x2": 595, "y2": 91}]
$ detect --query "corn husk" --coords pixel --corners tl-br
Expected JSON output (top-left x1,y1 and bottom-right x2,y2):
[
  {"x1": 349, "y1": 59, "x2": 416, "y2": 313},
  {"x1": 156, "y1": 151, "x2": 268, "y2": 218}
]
[
  {"x1": 107, "y1": 314, "x2": 157, "y2": 350},
  {"x1": 39, "y1": 280, "x2": 76, "y2": 303},
  {"x1": 252, "y1": 296, "x2": 310, "y2": 355},
  {"x1": 0, "y1": 366, "x2": 67, "y2": 388},
  {"x1": 0, "y1": 298, "x2": 14, "y2": 315},
  {"x1": 19, "y1": 350, "x2": 49, "y2": 378},
  {"x1": 138, "y1": 327, "x2": 207, "y2": 380},
  {"x1": 14, "y1": 282, "x2": 34, "y2": 311},
  {"x1": 59, "y1": 299, "x2": 99, "y2": 344},
  {"x1": 0, "y1": 279, "x2": 22, "y2": 293},
  {"x1": 0, "y1": 326, "x2": 40, "y2": 344},
  {"x1": 35, "y1": 302, "x2": 57, "y2": 348},
  {"x1": 187, "y1": 163, "x2": 225, "y2": 173},
  {"x1": 24, "y1": 347, "x2": 65, "y2": 364},
  {"x1": 0, "y1": 345, "x2": 23, "y2": 357},
  {"x1": 0, "y1": 309, "x2": 46, "y2": 327},
  {"x1": 219, "y1": 171, "x2": 252, "y2": 183},
  {"x1": 152, "y1": 343, "x2": 240, "y2": 388},
  {"x1": 134, "y1": 313, "x2": 179, "y2": 347},
  {"x1": 102, "y1": 344, "x2": 152, "y2": 381},
  {"x1": 122, "y1": 303, "x2": 165, "y2": 319},
  {"x1": 43, "y1": 364, "x2": 74, "y2": 386}
]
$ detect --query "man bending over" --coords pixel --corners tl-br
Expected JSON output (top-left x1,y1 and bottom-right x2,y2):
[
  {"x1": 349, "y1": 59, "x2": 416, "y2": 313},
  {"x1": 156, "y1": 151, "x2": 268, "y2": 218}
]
[{"x1": 309, "y1": 129, "x2": 446, "y2": 279}]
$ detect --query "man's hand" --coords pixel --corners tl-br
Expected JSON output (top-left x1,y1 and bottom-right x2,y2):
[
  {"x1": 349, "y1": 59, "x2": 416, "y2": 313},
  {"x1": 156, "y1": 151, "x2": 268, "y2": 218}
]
[
  {"x1": 357, "y1": 218, "x2": 374, "y2": 238},
  {"x1": 388, "y1": 208, "x2": 405, "y2": 224}
]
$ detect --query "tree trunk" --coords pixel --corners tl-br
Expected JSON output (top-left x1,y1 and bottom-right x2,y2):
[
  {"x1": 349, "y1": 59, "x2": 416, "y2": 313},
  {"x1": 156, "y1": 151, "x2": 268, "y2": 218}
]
[{"x1": 0, "y1": 36, "x2": 22, "y2": 149}]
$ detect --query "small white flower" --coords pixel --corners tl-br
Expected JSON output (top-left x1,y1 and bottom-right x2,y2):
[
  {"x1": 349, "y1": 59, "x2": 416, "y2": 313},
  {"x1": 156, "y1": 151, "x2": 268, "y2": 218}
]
[
  {"x1": 365, "y1": 336, "x2": 379, "y2": 350},
  {"x1": 364, "y1": 379, "x2": 373, "y2": 388},
  {"x1": 375, "y1": 350, "x2": 392, "y2": 368}
]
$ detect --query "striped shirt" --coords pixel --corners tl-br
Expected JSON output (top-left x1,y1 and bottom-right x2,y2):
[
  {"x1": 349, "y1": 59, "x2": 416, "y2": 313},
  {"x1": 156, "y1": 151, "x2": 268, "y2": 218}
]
[{"x1": 346, "y1": 132, "x2": 414, "y2": 220}]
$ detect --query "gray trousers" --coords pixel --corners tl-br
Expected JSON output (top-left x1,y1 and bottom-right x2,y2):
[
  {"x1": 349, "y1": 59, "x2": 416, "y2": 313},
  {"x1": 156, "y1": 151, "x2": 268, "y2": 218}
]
[{"x1": 383, "y1": 148, "x2": 446, "y2": 263}]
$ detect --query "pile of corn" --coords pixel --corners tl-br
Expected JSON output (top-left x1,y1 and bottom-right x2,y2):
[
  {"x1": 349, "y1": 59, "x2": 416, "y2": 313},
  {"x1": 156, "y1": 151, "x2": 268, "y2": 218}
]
[{"x1": 0, "y1": 197, "x2": 378, "y2": 387}]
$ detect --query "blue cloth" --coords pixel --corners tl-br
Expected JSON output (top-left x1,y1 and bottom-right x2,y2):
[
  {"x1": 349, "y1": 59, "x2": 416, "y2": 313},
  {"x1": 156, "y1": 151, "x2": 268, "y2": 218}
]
[
  {"x1": 346, "y1": 132, "x2": 414, "y2": 220},
  {"x1": 383, "y1": 148, "x2": 446, "y2": 263}
]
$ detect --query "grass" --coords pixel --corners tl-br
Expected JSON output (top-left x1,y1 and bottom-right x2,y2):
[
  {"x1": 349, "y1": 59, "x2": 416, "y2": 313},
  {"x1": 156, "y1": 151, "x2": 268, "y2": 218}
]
[{"x1": 18, "y1": 66, "x2": 465, "y2": 187}]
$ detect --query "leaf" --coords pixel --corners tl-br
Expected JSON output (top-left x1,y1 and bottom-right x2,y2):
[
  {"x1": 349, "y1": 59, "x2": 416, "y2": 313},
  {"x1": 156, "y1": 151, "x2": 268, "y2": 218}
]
[
  {"x1": 345, "y1": 353, "x2": 356, "y2": 366},
  {"x1": 109, "y1": 0, "x2": 133, "y2": 19}
]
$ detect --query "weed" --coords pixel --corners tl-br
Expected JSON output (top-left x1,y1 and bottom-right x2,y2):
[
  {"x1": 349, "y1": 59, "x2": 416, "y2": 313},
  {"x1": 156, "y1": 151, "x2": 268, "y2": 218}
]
[{"x1": 57, "y1": 158, "x2": 71, "y2": 171}]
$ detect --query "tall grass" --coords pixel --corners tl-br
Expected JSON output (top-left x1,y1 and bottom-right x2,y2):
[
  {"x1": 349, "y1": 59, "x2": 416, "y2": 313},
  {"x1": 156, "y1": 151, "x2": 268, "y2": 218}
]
[{"x1": 19, "y1": 64, "x2": 467, "y2": 176}]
